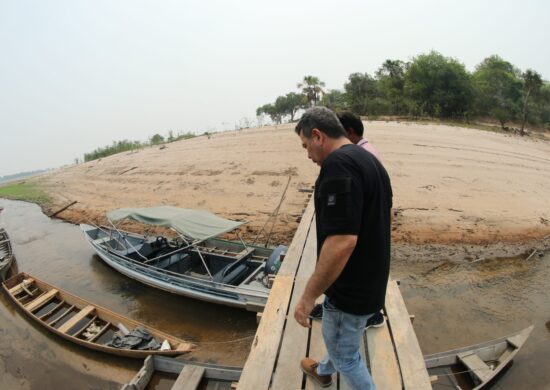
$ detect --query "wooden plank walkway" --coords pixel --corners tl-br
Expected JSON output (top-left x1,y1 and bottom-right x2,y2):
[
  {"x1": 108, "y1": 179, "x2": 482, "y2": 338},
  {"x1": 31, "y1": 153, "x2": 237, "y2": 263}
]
[{"x1": 238, "y1": 198, "x2": 431, "y2": 389}]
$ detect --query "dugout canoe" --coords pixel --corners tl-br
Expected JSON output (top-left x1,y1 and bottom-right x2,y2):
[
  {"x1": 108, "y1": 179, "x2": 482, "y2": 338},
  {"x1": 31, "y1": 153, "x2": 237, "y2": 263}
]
[{"x1": 2, "y1": 272, "x2": 195, "y2": 358}]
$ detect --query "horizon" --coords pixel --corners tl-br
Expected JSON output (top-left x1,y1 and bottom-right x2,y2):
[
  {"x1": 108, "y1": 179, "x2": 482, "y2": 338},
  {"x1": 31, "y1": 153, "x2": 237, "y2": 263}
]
[{"x1": 1, "y1": 0, "x2": 549, "y2": 177}]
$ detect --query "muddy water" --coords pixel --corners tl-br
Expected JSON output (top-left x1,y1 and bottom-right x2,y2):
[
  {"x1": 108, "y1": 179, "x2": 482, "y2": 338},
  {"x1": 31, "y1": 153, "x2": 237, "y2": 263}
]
[
  {"x1": 2, "y1": 198, "x2": 549, "y2": 389},
  {"x1": 393, "y1": 253, "x2": 550, "y2": 389},
  {"x1": 0, "y1": 200, "x2": 257, "y2": 389}
]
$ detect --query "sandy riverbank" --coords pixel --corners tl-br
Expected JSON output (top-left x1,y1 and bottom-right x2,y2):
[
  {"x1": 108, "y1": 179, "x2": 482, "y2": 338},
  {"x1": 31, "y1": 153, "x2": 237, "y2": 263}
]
[{"x1": 30, "y1": 122, "x2": 550, "y2": 251}]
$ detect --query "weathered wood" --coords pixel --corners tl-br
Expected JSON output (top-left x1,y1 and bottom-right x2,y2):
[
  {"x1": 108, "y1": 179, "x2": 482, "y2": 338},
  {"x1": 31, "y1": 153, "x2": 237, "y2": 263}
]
[
  {"x1": 271, "y1": 225, "x2": 317, "y2": 390},
  {"x1": 88, "y1": 322, "x2": 111, "y2": 342},
  {"x1": 121, "y1": 355, "x2": 154, "y2": 390},
  {"x1": 385, "y1": 280, "x2": 431, "y2": 389},
  {"x1": 49, "y1": 201, "x2": 78, "y2": 218},
  {"x1": 172, "y1": 365, "x2": 205, "y2": 390},
  {"x1": 57, "y1": 305, "x2": 95, "y2": 333},
  {"x1": 458, "y1": 352, "x2": 491, "y2": 384},
  {"x1": 25, "y1": 289, "x2": 58, "y2": 312},
  {"x1": 8, "y1": 278, "x2": 35, "y2": 295},
  {"x1": 48, "y1": 305, "x2": 76, "y2": 326},
  {"x1": 237, "y1": 199, "x2": 314, "y2": 390},
  {"x1": 366, "y1": 321, "x2": 402, "y2": 390},
  {"x1": 38, "y1": 300, "x2": 66, "y2": 320}
]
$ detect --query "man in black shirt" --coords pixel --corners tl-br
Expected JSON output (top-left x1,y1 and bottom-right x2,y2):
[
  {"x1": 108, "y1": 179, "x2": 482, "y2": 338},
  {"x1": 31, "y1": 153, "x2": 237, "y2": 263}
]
[{"x1": 294, "y1": 107, "x2": 392, "y2": 389}]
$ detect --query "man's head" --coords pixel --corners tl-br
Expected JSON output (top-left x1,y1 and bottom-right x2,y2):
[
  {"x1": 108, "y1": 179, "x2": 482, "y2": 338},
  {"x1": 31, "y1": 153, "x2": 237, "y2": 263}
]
[
  {"x1": 337, "y1": 111, "x2": 364, "y2": 144},
  {"x1": 295, "y1": 107, "x2": 348, "y2": 166}
]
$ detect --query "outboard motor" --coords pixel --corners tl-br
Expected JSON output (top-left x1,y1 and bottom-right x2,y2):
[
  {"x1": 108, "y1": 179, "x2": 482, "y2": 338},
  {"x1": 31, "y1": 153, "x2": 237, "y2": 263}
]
[{"x1": 265, "y1": 245, "x2": 288, "y2": 275}]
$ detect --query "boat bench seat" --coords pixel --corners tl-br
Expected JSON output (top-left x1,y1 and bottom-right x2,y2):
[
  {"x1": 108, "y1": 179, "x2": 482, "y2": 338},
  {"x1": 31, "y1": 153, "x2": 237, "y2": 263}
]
[{"x1": 212, "y1": 255, "x2": 252, "y2": 285}]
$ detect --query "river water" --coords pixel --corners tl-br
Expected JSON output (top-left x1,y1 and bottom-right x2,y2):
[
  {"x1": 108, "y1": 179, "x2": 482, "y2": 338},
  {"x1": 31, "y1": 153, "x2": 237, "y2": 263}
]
[
  {"x1": 0, "y1": 199, "x2": 257, "y2": 389},
  {"x1": 0, "y1": 199, "x2": 549, "y2": 389}
]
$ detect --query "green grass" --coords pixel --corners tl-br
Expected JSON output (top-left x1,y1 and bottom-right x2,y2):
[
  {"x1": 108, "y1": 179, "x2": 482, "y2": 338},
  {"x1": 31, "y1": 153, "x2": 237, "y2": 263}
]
[{"x1": 0, "y1": 181, "x2": 52, "y2": 204}]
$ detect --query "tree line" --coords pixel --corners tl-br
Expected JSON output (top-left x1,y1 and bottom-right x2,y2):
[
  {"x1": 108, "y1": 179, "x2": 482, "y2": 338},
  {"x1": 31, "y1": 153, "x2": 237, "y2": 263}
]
[
  {"x1": 82, "y1": 131, "x2": 198, "y2": 162},
  {"x1": 257, "y1": 51, "x2": 550, "y2": 134}
]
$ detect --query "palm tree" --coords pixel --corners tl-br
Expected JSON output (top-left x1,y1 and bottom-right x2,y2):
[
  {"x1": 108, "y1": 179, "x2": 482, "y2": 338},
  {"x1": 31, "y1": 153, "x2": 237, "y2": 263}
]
[{"x1": 297, "y1": 75, "x2": 326, "y2": 107}]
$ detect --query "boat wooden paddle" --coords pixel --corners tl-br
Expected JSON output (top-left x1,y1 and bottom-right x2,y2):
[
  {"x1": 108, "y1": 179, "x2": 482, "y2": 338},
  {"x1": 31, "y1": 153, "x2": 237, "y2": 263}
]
[{"x1": 2, "y1": 272, "x2": 195, "y2": 358}]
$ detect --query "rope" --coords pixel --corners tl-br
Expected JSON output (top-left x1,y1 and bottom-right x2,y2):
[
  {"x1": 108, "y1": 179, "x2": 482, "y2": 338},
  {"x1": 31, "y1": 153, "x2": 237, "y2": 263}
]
[{"x1": 191, "y1": 334, "x2": 256, "y2": 345}]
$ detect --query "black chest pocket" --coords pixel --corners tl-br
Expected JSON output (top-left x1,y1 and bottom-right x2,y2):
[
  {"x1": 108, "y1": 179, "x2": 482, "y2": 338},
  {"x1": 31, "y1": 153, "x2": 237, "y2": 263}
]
[{"x1": 317, "y1": 177, "x2": 353, "y2": 221}]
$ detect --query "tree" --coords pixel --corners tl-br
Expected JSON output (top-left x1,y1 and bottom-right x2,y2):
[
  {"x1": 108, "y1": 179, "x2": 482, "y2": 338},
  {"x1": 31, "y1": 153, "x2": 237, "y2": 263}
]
[
  {"x1": 281, "y1": 92, "x2": 307, "y2": 121},
  {"x1": 150, "y1": 133, "x2": 165, "y2": 145},
  {"x1": 376, "y1": 59, "x2": 407, "y2": 114},
  {"x1": 520, "y1": 69, "x2": 543, "y2": 135},
  {"x1": 344, "y1": 72, "x2": 378, "y2": 115},
  {"x1": 471, "y1": 55, "x2": 522, "y2": 129},
  {"x1": 297, "y1": 75, "x2": 325, "y2": 107},
  {"x1": 256, "y1": 103, "x2": 282, "y2": 124},
  {"x1": 404, "y1": 51, "x2": 473, "y2": 118},
  {"x1": 321, "y1": 89, "x2": 347, "y2": 111}
]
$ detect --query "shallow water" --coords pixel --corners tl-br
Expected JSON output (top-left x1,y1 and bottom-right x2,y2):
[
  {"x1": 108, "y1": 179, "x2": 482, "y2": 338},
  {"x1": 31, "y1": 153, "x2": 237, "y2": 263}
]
[
  {"x1": 0, "y1": 199, "x2": 257, "y2": 389},
  {"x1": 394, "y1": 253, "x2": 550, "y2": 389},
  {"x1": 1, "y1": 198, "x2": 549, "y2": 389}
]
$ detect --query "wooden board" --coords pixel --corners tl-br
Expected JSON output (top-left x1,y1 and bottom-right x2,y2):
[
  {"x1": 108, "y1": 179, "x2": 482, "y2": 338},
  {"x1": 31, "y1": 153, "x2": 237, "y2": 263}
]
[
  {"x1": 237, "y1": 199, "x2": 314, "y2": 390},
  {"x1": 25, "y1": 289, "x2": 58, "y2": 312},
  {"x1": 271, "y1": 224, "x2": 317, "y2": 390},
  {"x1": 57, "y1": 305, "x2": 95, "y2": 333},
  {"x1": 385, "y1": 280, "x2": 431, "y2": 389},
  {"x1": 172, "y1": 365, "x2": 205, "y2": 390},
  {"x1": 9, "y1": 278, "x2": 35, "y2": 295},
  {"x1": 366, "y1": 321, "x2": 402, "y2": 390},
  {"x1": 458, "y1": 352, "x2": 491, "y2": 384}
]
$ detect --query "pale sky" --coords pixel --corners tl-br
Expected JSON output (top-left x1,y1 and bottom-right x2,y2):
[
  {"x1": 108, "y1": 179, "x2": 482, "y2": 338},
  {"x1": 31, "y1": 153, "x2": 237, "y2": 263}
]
[{"x1": 1, "y1": 0, "x2": 548, "y2": 177}]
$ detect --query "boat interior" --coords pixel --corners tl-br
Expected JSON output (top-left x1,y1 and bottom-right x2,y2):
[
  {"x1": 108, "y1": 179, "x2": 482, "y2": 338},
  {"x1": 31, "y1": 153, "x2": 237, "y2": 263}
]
[{"x1": 85, "y1": 226, "x2": 282, "y2": 287}]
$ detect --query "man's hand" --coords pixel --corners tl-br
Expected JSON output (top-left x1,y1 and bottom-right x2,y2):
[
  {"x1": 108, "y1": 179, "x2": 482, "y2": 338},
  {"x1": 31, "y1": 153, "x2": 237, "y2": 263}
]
[{"x1": 294, "y1": 295, "x2": 315, "y2": 328}]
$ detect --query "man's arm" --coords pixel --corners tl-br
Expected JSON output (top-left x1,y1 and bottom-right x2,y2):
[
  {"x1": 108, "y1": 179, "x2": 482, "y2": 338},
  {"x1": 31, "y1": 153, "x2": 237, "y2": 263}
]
[{"x1": 294, "y1": 234, "x2": 357, "y2": 327}]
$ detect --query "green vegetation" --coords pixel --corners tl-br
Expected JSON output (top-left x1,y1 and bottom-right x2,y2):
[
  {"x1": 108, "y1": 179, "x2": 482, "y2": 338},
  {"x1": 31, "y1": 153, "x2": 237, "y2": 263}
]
[
  {"x1": 0, "y1": 182, "x2": 51, "y2": 204},
  {"x1": 82, "y1": 131, "x2": 199, "y2": 163},
  {"x1": 257, "y1": 51, "x2": 550, "y2": 132}
]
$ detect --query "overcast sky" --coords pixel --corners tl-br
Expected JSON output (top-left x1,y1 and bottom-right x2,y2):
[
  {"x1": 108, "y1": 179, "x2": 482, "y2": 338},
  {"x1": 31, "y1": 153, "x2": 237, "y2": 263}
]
[{"x1": 1, "y1": 0, "x2": 548, "y2": 177}]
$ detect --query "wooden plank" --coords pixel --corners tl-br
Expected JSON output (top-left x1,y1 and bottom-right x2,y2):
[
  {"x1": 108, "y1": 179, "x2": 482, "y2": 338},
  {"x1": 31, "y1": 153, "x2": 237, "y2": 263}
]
[
  {"x1": 237, "y1": 199, "x2": 315, "y2": 390},
  {"x1": 9, "y1": 278, "x2": 35, "y2": 295},
  {"x1": 49, "y1": 201, "x2": 78, "y2": 218},
  {"x1": 48, "y1": 305, "x2": 75, "y2": 326},
  {"x1": 24, "y1": 289, "x2": 58, "y2": 312},
  {"x1": 458, "y1": 352, "x2": 491, "y2": 384},
  {"x1": 271, "y1": 224, "x2": 317, "y2": 390},
  {"x1": 57, "y1": 305, "x2": 95, "y2": 333},
  {"x1": 305, "y1": 320, "x2": 336, "y2": 390},
  {"x1": 385, "y1": 280, "x2": 431, "y2": 389},
  {"x1": 366, "y1": 321, "x2": 402, "y2": 390},
  {"x1": 172, "y1": 365, "x2": 205, "y2": 390},
  {"x1": 121, "y1": 355, "x2": 154, "y2": 390}
]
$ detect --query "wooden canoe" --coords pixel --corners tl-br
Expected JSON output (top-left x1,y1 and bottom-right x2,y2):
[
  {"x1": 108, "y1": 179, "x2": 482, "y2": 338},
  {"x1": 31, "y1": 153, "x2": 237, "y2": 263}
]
[
  {"x1": 2, "y1": 272, "x2": 196, "y2": 358},
  {"x1": 0, "y1": 227, "x2": 16, "y2": 281},
  {"x1": 122, "y1": 355, "x2": 242, "y2": 390},
  {"x1": 425, "y1": 325, "x2": 533, "y2": 389}
]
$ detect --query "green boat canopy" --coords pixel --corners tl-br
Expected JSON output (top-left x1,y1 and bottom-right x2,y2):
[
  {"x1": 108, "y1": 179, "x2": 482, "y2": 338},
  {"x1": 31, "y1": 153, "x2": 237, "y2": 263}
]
[{"x1": 107, "y1": 206, "x2": 245, "y2": 241}]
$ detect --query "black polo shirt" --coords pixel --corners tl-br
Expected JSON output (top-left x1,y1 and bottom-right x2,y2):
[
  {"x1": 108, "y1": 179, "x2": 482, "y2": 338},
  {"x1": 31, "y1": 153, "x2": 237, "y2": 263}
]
[{"x1": 314, "y1": 143, "x2": 392, "y2": 315}]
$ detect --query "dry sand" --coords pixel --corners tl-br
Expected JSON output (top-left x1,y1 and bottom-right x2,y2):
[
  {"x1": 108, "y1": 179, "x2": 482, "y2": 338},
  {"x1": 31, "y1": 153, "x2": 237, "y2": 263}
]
[{"x1": 33, "y1": 122, "x2": 550, "y2": 249}]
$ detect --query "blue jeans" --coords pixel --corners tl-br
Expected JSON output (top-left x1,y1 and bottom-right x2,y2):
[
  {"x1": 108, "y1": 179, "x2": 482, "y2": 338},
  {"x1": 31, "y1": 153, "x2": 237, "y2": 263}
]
[{"x1": 316, "y1": 298, "x2": 376, "y2": 390}]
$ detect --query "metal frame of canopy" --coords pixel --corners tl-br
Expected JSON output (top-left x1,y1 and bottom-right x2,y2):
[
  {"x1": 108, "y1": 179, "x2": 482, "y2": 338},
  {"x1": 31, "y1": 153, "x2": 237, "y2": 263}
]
[{"x1": 90, "y1": 207, "x2": 250, "y2": 282}]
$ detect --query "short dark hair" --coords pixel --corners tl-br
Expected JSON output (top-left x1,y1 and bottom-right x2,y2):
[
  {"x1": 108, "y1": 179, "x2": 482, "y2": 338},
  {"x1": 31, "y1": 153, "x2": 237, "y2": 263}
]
[
  {"x1": 295, "y1": 107, "x2": 347, "y2": 139},
  {"x1": 337, "y1": 111, "x2": 364, "y2": 137}
]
